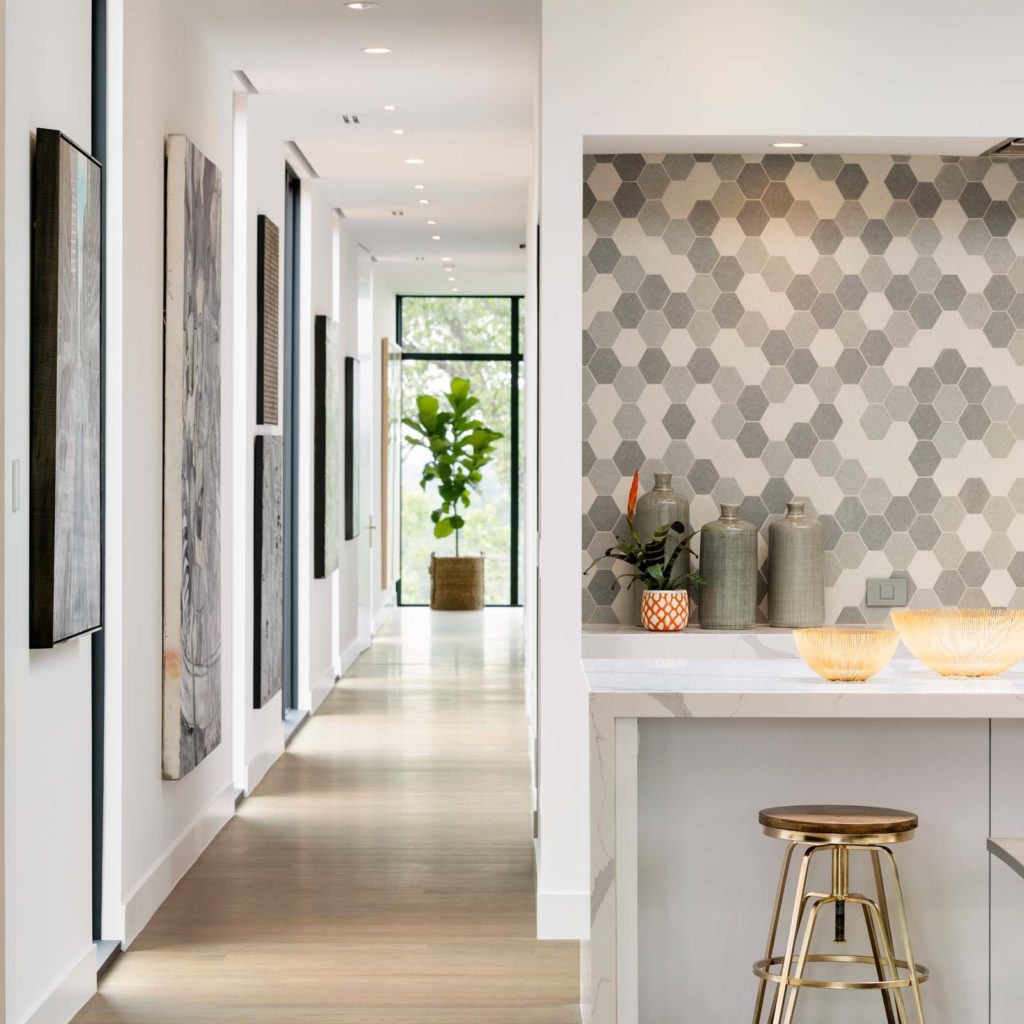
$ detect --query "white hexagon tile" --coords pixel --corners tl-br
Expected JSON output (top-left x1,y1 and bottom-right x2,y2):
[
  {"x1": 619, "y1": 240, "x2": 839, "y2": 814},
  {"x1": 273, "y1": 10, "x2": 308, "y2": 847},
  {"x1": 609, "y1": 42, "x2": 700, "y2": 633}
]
[{"x1": 582, "y1": 152, "x2": 1024, "y2": 625}]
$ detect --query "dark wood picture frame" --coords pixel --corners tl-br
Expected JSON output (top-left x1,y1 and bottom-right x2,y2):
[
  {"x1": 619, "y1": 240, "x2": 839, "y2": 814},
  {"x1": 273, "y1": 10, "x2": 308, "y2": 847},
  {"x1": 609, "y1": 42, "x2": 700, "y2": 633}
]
[
  {"x1": 256, "y1": 215, "x2": 280, "y2": 425},
  {"x1": 345, "y1": 356, "x2": 360, "y2": 541},
  {"x1": 314, "y1": 315, "x2": 341, "y2": 577},
  {"x1": 31, "y1": 128, "x2": 103, "y2": 648}
]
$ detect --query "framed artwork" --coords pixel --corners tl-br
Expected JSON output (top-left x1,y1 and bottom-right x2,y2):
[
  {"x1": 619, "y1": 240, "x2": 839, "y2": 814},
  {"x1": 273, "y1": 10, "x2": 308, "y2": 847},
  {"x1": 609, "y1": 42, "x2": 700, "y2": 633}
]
[
  {"x1": 30, "y1": 129, "x2": 103, "y2": 648},
  {"x1": 314, "y1": 315, "x2": 341, "y2": 577},
  {"x1": 162, "y1": 134, "x2": 223, "y2": 780},
  {"x1": 254, "y1": 435, "x2": 284, "y2": 708},
  {"x1": 256, "y1": 215, "x2": 280, "y2": 425},
  {"x1": 345, "y1": 356, "x2": 360, "y2": 541}
]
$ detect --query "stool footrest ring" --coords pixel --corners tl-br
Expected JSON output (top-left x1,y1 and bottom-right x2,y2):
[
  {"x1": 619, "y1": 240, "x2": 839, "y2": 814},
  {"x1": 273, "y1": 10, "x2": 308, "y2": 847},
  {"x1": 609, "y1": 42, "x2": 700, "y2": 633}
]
[{"x1": 754, "y1": 953, "x2": 930, "y2": 991}]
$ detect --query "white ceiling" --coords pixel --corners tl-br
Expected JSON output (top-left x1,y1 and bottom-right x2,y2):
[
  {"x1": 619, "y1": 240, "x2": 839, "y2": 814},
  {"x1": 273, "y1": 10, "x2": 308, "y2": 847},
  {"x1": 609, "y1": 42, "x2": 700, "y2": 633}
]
[
  {"x1": 189, "y1": 0, "x2": 538, "y2": 294},
  {"x1": 584, "y1": 135, "x2": 1006, "y2": 156}
]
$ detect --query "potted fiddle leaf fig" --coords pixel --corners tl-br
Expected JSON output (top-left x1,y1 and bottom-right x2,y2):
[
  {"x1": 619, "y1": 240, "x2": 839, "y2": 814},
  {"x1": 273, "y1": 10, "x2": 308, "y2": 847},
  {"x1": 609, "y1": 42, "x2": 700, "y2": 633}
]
[
  {"x1": 585, "y1": 472, "x2": 703, "y2": 631},
  {"x1": 403, "y1": 376, "x2": 503, "y2": 610}
]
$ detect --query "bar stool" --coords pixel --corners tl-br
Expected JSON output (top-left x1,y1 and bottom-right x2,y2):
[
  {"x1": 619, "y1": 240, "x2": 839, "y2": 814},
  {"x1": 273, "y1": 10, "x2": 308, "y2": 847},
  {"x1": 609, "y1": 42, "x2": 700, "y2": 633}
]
[{"x1": 751, "y1": 804, "x2": 929, "y2": 1024}]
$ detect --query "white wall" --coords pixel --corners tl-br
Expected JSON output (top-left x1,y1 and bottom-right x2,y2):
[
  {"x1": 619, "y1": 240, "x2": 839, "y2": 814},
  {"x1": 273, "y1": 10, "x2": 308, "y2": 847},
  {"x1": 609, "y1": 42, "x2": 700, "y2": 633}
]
[
  {"x1": 3, "y1": 0, "x2": 97, "y2": 1019},
  {"x1": 371, "y1": 272, "x2": 398, "y2": 626},
  {"x1": 537, "y1": 0, "x2": 1024, "y2": 939},
  {"x1": 117, "y1": 0, "x2": 237, "y2": 946},
  {"x1": 237, "y1": 95, "x2": 285, "y2": 794}
]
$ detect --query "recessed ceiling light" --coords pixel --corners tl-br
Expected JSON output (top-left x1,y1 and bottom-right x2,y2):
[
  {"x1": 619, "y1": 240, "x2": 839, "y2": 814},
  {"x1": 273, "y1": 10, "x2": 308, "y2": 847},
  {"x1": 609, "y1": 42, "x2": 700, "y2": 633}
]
[
  {"x1": 413, "y1": 184, "x2": 425, "y2": 190},
  {"x1": 346, "y1": 2, "x2": 379, "y2": 8},
  {"x1": 383, "y1": 104, "x2": 397, "y2": 111},
  {"x1": 432, "y1": 235, "x2": 441, "y2": 241},
  {"x1": 451, "y1": 287, "x2": 459, "y2": 293},
  {"x1": 362, "y1": 46, "x2": 391, "y2": 54},
  {"x1": 441, "y1": 256, "x2": 453, "y2": 262},
  {"x1": 418, "y1": 199, "x2": 429, "y2": 205},
  {"x1": 404, "y1": 157, "x2": 424, "y2": 164},
  {"x1": 426, "y1": 219, "x2": 437, "y2": 225},
  {"x1": 772, "y1": 141, "x2": 804, "y2": 149},
  {"x1": 448, "y1": 276, "x2": 456, "y2": 282},
  {"x1": 392, "y1": 128, "x2": 405, "y2": 135}
]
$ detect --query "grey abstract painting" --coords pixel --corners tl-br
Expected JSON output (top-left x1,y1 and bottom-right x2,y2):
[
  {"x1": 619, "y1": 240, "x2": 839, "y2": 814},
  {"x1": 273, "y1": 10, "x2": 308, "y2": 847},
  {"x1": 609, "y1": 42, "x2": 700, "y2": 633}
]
[
  {"x1": 163, "y1": 135, "x2": 222, "y2": 780},
  {"x1": 314, "y1": 315, "x2": 342, "y2": 577},
  {"x1": 254, "y1": 435, "x2": 284, "y2": 708},
  {"x1": 30, "y1": 130, "x2": 103, "y2": 647}
]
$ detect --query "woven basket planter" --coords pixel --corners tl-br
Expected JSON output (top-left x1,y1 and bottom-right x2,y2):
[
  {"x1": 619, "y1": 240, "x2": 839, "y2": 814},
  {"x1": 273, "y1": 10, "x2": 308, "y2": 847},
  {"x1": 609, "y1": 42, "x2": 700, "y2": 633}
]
[{"x1": 430, "y1": 554, "x2": 485, "y2": 611}]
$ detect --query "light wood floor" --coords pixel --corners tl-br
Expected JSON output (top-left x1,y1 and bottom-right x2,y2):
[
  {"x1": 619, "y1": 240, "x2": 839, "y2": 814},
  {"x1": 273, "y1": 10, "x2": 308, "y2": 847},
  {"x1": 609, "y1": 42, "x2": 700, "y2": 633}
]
[{"x1": 74, "y1": 609, "x2": 579, "y2": 1023}]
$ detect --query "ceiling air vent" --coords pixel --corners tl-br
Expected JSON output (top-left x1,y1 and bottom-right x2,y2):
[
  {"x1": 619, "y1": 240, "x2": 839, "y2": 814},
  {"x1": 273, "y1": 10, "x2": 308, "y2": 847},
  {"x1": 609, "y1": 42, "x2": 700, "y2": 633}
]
[
  {"x1": 342, "y1": 114, "x2": 361, "y2": 125},
  {"x1": 986, "y1": 138, "x2": 1024, "y2": 157},
  {"x1": 391, "y1": 209, "x2": 405, "y2": 217}
]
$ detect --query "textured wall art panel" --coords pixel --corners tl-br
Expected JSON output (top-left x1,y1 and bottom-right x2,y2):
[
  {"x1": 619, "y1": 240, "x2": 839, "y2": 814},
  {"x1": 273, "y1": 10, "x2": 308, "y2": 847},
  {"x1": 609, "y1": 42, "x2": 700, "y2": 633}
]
[
  {"x1": 582, "y1": 153, "x2": 1024, "y2": 625},
  {"x1": 163, "y1": 135, "x2": 223, "y2": 779}
]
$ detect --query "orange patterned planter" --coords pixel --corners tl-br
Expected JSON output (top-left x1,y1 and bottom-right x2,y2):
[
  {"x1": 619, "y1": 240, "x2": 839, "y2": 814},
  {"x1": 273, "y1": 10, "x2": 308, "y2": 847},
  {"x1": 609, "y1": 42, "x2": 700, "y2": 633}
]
[{"x1": 640, "y1": 589, "x2": 690, "y2": 632}]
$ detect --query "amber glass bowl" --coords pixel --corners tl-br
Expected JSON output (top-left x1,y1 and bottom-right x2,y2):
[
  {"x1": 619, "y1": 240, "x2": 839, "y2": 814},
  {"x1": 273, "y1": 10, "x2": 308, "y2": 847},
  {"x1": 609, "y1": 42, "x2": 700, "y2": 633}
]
[
  {"x1": 891, "y1": 609, "x2": 1024, "y2": 677},
  {"x1": 794, "y1": 628, "x2": 900, "y2": 682}
]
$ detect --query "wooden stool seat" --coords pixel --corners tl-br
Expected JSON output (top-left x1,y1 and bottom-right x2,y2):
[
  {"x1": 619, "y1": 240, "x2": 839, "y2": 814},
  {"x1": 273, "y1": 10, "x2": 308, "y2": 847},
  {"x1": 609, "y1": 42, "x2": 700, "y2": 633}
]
[{"x1": 759, "y1": 804, "x2": 918, "y2": 838}]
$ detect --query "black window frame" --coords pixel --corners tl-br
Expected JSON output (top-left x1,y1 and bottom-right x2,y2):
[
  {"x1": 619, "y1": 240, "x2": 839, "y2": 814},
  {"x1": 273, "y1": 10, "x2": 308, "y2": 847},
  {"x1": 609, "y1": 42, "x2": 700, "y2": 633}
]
[{"x1": 396, "y1": 294, "x2": 524, "y2": 608}]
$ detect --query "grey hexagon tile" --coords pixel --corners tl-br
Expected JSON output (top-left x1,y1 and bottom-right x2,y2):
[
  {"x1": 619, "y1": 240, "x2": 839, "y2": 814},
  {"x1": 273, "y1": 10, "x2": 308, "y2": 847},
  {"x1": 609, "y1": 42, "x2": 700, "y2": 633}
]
[{"x1": 583, "y1": 153, "x2": 1024, "y2": 624}]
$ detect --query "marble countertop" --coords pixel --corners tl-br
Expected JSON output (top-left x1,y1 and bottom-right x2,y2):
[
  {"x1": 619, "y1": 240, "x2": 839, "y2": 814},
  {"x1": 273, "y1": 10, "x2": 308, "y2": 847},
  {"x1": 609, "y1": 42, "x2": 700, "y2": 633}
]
[{"x1": 584, "y1": 657, "x2": 1024, "y2": 718}]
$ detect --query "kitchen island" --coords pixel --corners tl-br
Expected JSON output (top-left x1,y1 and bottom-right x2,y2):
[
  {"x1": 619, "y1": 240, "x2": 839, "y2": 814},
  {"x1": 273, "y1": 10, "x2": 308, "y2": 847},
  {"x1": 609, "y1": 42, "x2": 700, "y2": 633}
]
[{"x1": 585, "y1": 642, "x2": 1024, "y2": 1023}]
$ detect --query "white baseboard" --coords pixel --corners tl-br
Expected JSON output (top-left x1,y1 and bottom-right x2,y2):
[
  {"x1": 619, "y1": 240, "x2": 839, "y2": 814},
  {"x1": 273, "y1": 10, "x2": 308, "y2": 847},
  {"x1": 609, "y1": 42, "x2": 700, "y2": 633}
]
[
  {"x1": 372, "y1": 600, "x2": 394, "y2": 634},
  {"x1": 309, "y1": 670, "x2": 335, "y2": 714},
  {"x1": 245, "y1": 739, "x2": 283, "y2": 794},
  {"x1": 340, "y1": 635, "x2": 369, "y2": 677},
  {"x1": 536, "y1": 889, "x2": 590, "y2": 940},
  {"x1": 19, "y1": 945, "x2": 95, "y2": 1024},
  {"x1": 122, "y1": 781, "x2": 236, "y2": 946}
]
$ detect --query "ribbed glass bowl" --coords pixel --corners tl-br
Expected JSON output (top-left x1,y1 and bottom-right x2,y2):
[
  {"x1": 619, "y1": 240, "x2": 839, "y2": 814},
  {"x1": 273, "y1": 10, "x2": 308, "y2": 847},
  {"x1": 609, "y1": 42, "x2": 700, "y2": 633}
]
[
  {"x1": 794, "y1": 628, "x2": 900, "y2": 682},
  {"x1": 891, "y1": 609, "x2": 1024, "y2": 677}
]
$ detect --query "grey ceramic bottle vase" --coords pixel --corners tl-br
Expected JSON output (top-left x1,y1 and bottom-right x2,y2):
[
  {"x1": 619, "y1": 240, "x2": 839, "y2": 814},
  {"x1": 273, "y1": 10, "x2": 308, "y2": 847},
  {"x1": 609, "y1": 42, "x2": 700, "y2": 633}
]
[
  {"x1": 698, "y1": 504, "x2": 757, "y2": 630},
  {"x1": 768, "y1": 500, "x2": 824, "y2": 628},
  {"x1": 632, "y1": 473, "x2": 690, "y2": 626}
]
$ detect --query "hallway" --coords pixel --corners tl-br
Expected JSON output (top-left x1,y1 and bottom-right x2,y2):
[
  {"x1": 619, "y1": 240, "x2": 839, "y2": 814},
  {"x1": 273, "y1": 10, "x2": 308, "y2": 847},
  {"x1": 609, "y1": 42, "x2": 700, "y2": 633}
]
[{"x1": 73, "y1": 610, "x2": 578, "y2": 1023}]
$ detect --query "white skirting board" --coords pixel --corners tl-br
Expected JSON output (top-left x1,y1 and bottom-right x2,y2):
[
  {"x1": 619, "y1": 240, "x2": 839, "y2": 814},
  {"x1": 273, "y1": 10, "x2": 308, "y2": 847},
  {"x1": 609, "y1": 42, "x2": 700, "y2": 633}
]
[
  {"x1": 122, "y1": 782, "x2": 236, "y2": 947},
  {"x1": 310, "y1": 670, "x2": 336, "y2": 714},
  {"x1": 372, "y1": 601, "x2": 394, "y2": 635},
  {"x1": 536, "y1": 889, "x2": 589, "y2": 940},
  {"x1": 18, "y1": 945, "x2": 95, "y2": 1024},
  {"x1": 245, "y1": 740, "x2": 283, "y2": 795}
]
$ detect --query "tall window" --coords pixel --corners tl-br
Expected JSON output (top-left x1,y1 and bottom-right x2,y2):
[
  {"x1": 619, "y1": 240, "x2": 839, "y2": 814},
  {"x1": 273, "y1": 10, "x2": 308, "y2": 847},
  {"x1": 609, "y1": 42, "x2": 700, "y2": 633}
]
[{"x1": 399, "y1": 296, "x2": 524, "y2": 606}]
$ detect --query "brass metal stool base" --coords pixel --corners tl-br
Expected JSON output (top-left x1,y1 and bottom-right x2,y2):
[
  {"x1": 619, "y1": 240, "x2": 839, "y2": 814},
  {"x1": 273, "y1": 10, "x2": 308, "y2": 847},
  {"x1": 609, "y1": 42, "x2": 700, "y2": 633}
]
[
  {"x1": 755, "y1": 953, "x2": 930, "y2": 991},
  {"x1": 752, "y1": 835, "x2": 928, "y2": 1024}
]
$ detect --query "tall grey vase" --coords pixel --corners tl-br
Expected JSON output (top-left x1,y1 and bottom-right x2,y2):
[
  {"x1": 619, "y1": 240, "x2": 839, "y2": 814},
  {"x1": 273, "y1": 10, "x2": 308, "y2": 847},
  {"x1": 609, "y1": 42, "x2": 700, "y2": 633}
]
[
  {"x1": 632, "y1": 473, "x2": 689, "y2": 627},
  {"x1": 698, "y1": 504, "x2": 757, "y2": 629},
  {"x1": 768, "y1": 500, "x2": 824, "y2": 627}
]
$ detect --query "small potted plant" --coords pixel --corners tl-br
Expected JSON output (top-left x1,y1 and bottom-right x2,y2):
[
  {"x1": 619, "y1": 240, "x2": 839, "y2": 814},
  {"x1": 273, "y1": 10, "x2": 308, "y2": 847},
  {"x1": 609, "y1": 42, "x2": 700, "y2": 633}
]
[
  {"x1": 585, "y1": 472, "x2": 703, "y2": 631},
  {"x1": 403, "y1": 376, "x2": 503, "y2": 610}
]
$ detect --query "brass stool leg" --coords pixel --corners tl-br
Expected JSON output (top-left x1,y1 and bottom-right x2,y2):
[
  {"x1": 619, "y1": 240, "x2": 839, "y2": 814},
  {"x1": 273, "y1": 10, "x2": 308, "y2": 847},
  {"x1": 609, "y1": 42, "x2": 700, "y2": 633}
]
[
  {"x1": 859, "y1": 898, "x2": 899, "y2": 1024},
  {"x1": 780, "y1": 896, "x2": 832, "y2": 1024},
  {"x1": 849, "y1": 894, "x2": 910, "y2": 1024},
  {"x1": 877, "y1": 846, "x2": 928, "y2": 1024},
  {"x1": 752, "y1": 842, "x2": 797, "y2": 1024},
  {"x1": 769, "y1": 846, "x2": 819, "y2": 1024}
]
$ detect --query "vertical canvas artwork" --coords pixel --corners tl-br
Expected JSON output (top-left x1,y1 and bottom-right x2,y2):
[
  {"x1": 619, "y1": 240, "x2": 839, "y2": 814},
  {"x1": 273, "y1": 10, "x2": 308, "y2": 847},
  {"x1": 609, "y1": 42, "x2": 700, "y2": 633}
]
[
  {"x1": 254, "y1": 435, "x2": 284, "y2": 708},
  {"x1": 345, "y1": 356, "x2": 360, "y2": 541},
  {"x1": 163, "y1": 135, "x2": 223, "y2": 780},
  {"x1": 30, "y1": 129, "x2": 103, "y2": 648},
  {"x1": 314, "y1": 315, "x2": 342, "y2": 577},
  {"x1": 256, "y1": 215, "x2": 280, "y2": 425}
]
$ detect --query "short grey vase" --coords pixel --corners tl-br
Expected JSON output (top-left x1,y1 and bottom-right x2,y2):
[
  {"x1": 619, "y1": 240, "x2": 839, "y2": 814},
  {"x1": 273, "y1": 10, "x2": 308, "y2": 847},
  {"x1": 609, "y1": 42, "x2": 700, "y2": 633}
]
[
  {"x1": 632, "y1": 473, "x2": 689, "y2": 627},
  {"x1": 698, "y1": 504, "x2": 757, "y2": 630},
  {"x1": 768, "y1": 500, "x2": 824, "y2": 628}
]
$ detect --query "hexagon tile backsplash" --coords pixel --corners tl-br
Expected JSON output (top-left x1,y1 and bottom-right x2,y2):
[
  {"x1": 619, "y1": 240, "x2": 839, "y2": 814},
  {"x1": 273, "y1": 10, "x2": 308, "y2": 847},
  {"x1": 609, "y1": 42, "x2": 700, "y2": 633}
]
[{"x1": 582, "y1": 153, "x2": 1024, "y2": 625}]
